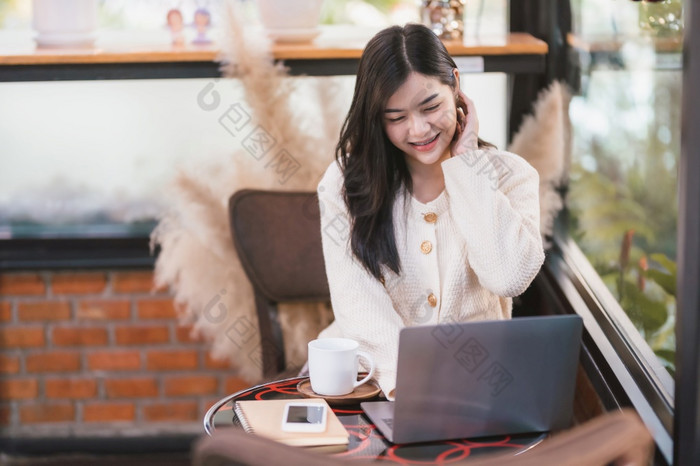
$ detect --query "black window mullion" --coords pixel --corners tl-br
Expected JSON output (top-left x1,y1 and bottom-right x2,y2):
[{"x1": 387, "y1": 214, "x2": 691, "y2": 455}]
[{"x1": 674, "y1": 0, "x2": 700, "y2": 464}]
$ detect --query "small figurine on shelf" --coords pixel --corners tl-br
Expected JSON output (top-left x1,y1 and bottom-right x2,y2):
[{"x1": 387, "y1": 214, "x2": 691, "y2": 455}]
[
  {"x1": 420, "y1": 0, "x2": 465, "y2": 40},
  {"x1": 167, "y1": 8, "x2": 185, "y2": 46},
  {"x1": 192, "y1": 7, "x2": 212, "y2": 45}
]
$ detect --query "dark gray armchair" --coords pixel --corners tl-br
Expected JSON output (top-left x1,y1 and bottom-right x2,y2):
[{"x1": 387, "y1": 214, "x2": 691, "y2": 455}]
[{"x1": 228, "y1": 190, "x2": 330, "y2": 379}]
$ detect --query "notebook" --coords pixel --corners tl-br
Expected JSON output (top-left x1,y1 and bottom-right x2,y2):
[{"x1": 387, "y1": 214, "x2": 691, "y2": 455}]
[
  {"x1": 234, "y1": 398, "x2": 349, "y2": 449},
  {"x1": 361, "y1": 314, "x2": 583, "y2": 444}
]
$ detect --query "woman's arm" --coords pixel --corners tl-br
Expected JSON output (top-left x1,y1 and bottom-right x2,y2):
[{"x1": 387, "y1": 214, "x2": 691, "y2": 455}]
[
  {"x1": 317, "y1": 162, "x2": 405, "y2": 397},
  {"x1": 444, "y1": 95, "x2": 544, "y2": 297}
]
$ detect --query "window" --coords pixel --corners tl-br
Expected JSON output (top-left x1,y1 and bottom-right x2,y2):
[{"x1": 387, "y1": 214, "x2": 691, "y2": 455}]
[
  {"x1": 0, "y1": 0, "x2": 508, "y2": 266},
  {"x1": 568, "y1": 0, "x2": 680, "y2": 378},
  {"x1": 562, "y1": 0, "x2": 683, "y2": 461}
]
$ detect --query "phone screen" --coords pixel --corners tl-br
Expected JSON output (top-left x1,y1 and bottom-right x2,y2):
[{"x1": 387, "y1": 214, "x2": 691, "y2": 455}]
[{"x1": 285, "y1": 405, "x2": 325, "y2": 424}]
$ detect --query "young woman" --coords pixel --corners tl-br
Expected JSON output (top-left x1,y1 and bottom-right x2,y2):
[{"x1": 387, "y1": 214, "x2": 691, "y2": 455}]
[{"x1": 316, "y1": 23, "x2": 545, "y2": 398}]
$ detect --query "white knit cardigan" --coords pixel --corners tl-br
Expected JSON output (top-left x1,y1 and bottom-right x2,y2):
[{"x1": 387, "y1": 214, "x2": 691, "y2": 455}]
[{"x1": 316, "y1": 149, "x2": 545, "y2": 397}]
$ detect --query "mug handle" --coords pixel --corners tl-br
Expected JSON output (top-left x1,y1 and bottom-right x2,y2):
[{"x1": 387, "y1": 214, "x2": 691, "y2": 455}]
[{"x1": 353, "y1": 351, "x2": 376, "y2": 388}]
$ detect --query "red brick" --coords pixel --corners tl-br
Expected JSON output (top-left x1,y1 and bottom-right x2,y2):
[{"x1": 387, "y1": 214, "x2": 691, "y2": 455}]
[
  {"x1": 164, "y1": 375, "x2": 218, "y2": 396},
  {"x1": 104, "y1": 378, "x2": 158, "y2": 398},
  {"x1": 146, "y1": 350, "x2": 198, "y2": 371},
  {"x1": 112, "y1": 271, "x2": 157, "y2": 293},
  {"x1": 0, "y1": 404, "x2": 10, "y2": 425},
  {"x1": 142, "y1": 401, "x2": 198, "y2": 422},
  {"x1": 26, "y1": 351, "x2": 81, "y2": 372},
  {"x1": 0, "y1": 274, "x2": 45, "y2": 296},
  {"x1": 18, "y1": 301, "x2": 71, "y2": 321},
  {"x1": 20, "y1": 403, "x2": 74, "y2": 423},
  {"x1": 0, "y1": 301, "x2": 12, "y2": 321},
  {"x1": 0, "y1": 379, "x2": 38, "y2": 400},
  {"x1": 114, "y1": 325, "x2": 170, "y2": 345},
  {"x1": 52, "y1": 327, "x2": 107, "y2": 346},
  {"x1": 52, "y1": 273, "x2": 107, "y2": 295},
  {"x1": 45, "y1": 378, "x2": 97, "y2": 399},
  {"x1": 88, "y1": 351, "x2": 141, "y2": 371},
  {"x1": 0, "y1": 355, "x2": 20, "y2": 374},
  {"x1": 137, "y1": 299, "x2": 177, "y2": 320},
  {"x1": 205, "y1": 354, "x2": 232, "y2": 370},
  {"x1": 83, "y1": 402, "x2": 135, "y2": 422},
  {"x1": 224, "y1": 376, "x2": 250, "y2": 394},
  {"x1": 0, "y1": 327, "x2": 45, "y2": 348},
  {"x1": 77, "y1": 300, "x2": 131, "y2": 320}
]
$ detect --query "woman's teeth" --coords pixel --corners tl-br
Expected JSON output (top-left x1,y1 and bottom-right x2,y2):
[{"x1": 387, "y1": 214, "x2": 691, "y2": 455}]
[{"x1": 412, "y1": 134, "x2": 439, "y2": 146}]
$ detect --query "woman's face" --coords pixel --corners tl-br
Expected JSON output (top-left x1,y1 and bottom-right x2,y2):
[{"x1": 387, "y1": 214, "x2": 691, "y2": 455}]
[{"x1": 383, "y1": 72, "x2": 458, "y2": 171}]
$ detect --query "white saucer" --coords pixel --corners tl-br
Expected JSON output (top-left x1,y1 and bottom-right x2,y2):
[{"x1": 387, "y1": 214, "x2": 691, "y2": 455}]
[{"x1": 265, "y1": 27, "x2": 321, "y2": 44}]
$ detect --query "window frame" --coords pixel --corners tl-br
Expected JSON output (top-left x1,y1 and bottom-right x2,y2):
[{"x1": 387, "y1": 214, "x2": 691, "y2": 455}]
[
  {"x1": 545, "y1": 225, "x2": 674, "y2": 463},
  {"x1": 673, "y1": 0, "x2": 700, "y2": 463},
  {"x1": 0, "y1": 236, "x2": 155, "y2": 270}
]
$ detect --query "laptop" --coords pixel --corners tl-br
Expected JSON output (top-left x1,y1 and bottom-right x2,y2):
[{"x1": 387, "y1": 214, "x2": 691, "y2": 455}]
[{"x1": 361, "y1": 314, "x2": 583, "y2": 444}]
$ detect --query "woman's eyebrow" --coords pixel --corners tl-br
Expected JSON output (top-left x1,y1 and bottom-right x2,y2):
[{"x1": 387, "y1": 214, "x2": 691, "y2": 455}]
[{"x1": 384, "y1": 93, "x2": 439, "y2": 113}]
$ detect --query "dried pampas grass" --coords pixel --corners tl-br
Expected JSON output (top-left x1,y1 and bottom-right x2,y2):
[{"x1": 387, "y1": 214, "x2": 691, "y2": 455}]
[
  {"x1": 151, "y1": 0, "x2": 341, "y2": 383},
  {"x1": 508, "y1": 80, "x2": 572, "y2": 248}
]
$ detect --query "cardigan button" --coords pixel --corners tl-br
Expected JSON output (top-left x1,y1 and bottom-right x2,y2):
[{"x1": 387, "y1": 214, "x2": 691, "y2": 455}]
[
  {"x1": 427, "y1": 293, "x2": 438, "y2": 307},
  {"x1": 423, "y1": 212, "x2": 438, "y2": 223},
  {"x1": 420, "y1": 240, "x2": 432, "y2": 254}
]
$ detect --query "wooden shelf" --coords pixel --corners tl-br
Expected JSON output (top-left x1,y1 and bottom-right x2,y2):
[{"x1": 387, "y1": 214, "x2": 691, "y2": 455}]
[
  {"x1": 568, "y1": 33, "x2": 682, "y2": 54},
  {"x1": 568, "y1": 33, "x2": 682, "y2": 71},
  {"x1": 0, "y1": 27, "x2": 548, "y2": 81}
]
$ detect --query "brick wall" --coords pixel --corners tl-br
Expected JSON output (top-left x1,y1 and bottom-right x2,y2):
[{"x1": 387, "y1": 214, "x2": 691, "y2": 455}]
[{"x1": 0, "y1": 270, "x2": 248, "y2": 434}]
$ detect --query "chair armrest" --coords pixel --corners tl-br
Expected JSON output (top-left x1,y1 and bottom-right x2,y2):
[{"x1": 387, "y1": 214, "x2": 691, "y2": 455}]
[
  {"x1": 462, "y1": 409, "x2": 654, "y2": 466},
  {"x1": 191, "y1": 427, "x2": 352, "y2": 466},
  {"x1": 192, "y1": 409, "x2": 653, "y2": 466}
]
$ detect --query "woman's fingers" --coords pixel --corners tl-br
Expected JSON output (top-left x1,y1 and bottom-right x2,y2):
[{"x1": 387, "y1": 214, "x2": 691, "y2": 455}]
[
  {"x1": 453, "y1": 106, "x2": 466, "y2": 142},
  {"x1": 458, "y1": 93, "x2": 469, "y2": 122},
  {"x1": 460, "y1": 92, "x2": 478, "y2": 133},
  {"x1": 451, "y1": 91, "x2": 479, "y2": 156}
]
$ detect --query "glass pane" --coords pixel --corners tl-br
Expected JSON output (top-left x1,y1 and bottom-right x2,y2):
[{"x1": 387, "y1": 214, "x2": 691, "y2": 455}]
[
  {"x1": 0, "y1": 0, "x2": 508, "y2": 241},
  {"x1": 0, "y1": 78, "x2": 249, "y2": 239},
  {"x1": 567, "y1": 0, "x2": 682, "y2": 379}
]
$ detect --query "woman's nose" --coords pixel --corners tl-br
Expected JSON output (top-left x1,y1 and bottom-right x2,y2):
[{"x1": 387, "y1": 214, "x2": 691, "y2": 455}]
[{"x1": 407, "y1": 114, "x2": 429, "y2": 138}]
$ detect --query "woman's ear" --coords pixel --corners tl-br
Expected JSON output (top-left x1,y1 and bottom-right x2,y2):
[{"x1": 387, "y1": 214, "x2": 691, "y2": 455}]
[{"x1": 453, "y1": 68, "x2": 461, "y2": 93}]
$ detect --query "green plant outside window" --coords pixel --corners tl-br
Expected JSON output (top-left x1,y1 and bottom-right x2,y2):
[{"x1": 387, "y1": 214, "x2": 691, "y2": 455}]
[{"x1": 568, "y1": 0, "x2": 681, "y2": 377}]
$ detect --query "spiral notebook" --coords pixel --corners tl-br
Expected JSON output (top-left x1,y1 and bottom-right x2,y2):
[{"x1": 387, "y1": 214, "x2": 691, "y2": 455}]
[{"x1": 233, "y1": 398, "x2": 349, "y2": 449}]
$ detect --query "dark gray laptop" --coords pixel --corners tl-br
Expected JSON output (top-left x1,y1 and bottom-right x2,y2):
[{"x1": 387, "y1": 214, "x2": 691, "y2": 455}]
[{"x1": 361, "y1": 314, "x2": 583, "y2": 444}]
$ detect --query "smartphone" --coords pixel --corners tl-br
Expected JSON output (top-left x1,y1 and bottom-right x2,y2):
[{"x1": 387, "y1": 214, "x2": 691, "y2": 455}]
[{"x1": 281, "y1": 402, "x2": 328, "y2": 433}]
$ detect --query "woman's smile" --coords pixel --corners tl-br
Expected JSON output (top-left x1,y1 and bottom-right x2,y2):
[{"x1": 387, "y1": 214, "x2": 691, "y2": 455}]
[{"x1": 409, "y1": 133, "x2": 441, "y2": 151}]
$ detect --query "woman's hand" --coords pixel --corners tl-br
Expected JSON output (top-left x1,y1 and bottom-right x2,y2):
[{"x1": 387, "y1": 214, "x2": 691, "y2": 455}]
[{"x1": 450, "y1": 91, "x2": 479, "y2": 157}]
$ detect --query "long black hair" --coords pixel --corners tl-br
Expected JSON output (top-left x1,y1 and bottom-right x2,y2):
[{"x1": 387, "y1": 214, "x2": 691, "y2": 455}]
[{"x1": 336, "y1": 23, "x2": 491, "y2": 280}]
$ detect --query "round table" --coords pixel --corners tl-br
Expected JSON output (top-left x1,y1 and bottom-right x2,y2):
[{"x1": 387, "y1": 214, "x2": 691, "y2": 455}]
[{"x1": 203, "y1": 376, "x2": 546, "y2": 464}]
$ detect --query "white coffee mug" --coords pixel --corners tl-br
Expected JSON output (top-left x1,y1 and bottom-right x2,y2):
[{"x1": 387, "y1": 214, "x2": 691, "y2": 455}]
[{"x1": 308, "y1": 338, "x2": 376, "y2": 396}]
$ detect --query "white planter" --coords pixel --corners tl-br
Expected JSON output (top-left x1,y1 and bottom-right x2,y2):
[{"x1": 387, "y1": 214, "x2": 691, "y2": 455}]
[
  {"x1": 32, "y1": 0, "x2": 98, "y2": 48},
  {"x1": 257, "y1": 0, "x2": 323, "y2": 43}
]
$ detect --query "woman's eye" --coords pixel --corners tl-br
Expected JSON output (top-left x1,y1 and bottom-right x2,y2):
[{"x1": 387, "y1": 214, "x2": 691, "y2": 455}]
[
  {"x1": 424, "y1": 104, "x2": 440, "y2": 112},
  {"x1": 388, "y1": 116, "x2": 404, "y2": 122}
]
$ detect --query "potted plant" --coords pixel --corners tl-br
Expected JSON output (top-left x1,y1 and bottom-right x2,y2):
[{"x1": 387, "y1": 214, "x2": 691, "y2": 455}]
[
  {"x1": 257, "y1": 0, "x2": 324, "y2": 43},
  {"x1": 32, "y1": 0, "x2": 98, "y2": 48}
]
